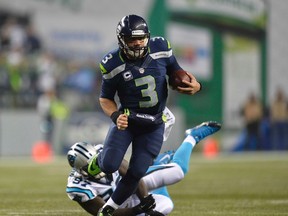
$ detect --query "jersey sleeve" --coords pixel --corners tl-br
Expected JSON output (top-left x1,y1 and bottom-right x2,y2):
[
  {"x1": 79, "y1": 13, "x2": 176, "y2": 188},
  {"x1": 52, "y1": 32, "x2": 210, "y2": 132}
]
[
  {"x1": 99, "y1": 51, "x2": 122, "y2": 100},
  {"x1": 100, "y1": 77, "x2": 117, "y2": 100},
  {"x1": 149, "y1": 37, "x2": 182, "y2": 76},
  {"x1": 66, "y1": 175, "x2": 97, "y2": 203}
]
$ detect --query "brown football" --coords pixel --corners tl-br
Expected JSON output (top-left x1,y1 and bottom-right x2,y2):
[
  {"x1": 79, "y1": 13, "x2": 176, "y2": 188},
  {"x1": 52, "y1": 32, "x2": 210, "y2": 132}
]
[{"x1": 168, "y1": 69, "x2": 191, "y2": 89}]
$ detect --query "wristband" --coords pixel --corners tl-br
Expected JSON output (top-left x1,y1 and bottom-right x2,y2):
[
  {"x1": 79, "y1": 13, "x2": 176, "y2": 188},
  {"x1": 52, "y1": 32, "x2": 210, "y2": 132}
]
[{"x1": 110, "y1": 111, "x2": 121, "y2": 124}]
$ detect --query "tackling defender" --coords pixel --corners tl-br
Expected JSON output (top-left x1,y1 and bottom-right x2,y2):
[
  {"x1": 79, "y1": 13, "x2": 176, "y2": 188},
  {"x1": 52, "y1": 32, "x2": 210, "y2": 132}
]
[{"x1": 66, "y1": 121, "x2": 221, "y2": 215}]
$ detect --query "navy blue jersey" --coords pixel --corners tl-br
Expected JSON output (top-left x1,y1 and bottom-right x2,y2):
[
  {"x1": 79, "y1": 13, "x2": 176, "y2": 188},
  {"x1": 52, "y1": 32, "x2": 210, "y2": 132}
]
[{"x1": 99, "y1": 37, "x2": 182, "y2": 115}]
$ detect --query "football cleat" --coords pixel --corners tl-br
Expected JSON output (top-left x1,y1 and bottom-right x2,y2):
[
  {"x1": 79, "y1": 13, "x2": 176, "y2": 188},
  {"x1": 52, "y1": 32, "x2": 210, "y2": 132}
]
[
  {"x1": 185, "y1": 121, "x2": 221, "y2": 144},
  {"x1": 97, "y1": 205, "x2": 115, "y2": 216},
  {"x1": 153, "y1": 150, "x2": 175, "y2": 165}
]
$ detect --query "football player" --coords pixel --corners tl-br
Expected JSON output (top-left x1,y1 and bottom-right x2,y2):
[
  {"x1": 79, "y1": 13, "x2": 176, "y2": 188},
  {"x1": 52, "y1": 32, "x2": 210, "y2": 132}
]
[
  {"x1": 66, "y1": 121, "x2": 221, "y2": 215},
  {"x1": 97, "y1": 14, "x2": 202, "y2": 215}
]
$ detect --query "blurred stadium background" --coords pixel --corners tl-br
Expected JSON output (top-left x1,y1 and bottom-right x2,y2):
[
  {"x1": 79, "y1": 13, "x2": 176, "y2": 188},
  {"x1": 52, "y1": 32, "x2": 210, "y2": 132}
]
[
  {"x1": 0, "y1": 0, "x2": 288, "y2": 215},
  {"x1": 0, "y1": 0, "x2": 288, "y2": 156}
]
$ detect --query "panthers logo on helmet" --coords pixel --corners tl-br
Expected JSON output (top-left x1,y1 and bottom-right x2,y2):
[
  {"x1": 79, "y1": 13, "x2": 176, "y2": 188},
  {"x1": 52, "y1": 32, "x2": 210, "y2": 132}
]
[
  {"x1": 67, "y1": 142, "x2": 98, "y2": 171},
  {"x1": 67, "y1": 154, "x2": 76, "y2": 168}
]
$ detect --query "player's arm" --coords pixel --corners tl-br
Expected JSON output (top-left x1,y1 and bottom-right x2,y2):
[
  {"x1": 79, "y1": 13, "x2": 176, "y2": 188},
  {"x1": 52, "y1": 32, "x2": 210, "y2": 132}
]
[
  {"x1": 99, "y1": 97, "x2": 118, "y2": 117},
  {"x1": 165, "y1": 43, "x2": 202, "y2": 95},
  {"x1": 99, "y1": 97, "x2": 128, "y2": 130},
  {"x1": 78, "y1": 196, "x2": 105, "y2": 216},
  {"x1": 78, "y1": 194, "x2": 155, "y2": 216},
  {"x1": 177, "y1": 72, "x2": 202, "y2": 95},
  {"x1": 167, "y1": 66, "x2": 202, "y2": 95}
]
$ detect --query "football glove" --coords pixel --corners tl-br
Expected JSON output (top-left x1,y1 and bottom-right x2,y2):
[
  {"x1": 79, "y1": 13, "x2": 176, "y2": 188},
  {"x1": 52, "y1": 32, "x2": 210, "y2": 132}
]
[
  {"x1": 146, "y1": 210, "x2": 165, "y2": 216},
  {"x1": 132, "y1": 194, "x2": 156, "y2": 215}
]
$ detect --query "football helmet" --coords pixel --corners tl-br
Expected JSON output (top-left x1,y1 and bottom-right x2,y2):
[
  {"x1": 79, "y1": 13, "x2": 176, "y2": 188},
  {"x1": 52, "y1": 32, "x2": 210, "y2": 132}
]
[
  {"x1": 116, "y1": 14, "x2": 150, "y2": 60},
  {"x1": 67, "y1": 142, "x2": 103, "y2": 178}
]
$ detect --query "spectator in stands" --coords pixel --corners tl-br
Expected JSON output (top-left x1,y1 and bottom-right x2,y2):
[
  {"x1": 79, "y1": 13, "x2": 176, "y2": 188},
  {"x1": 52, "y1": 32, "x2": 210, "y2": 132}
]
[
  {"x1": 24, "y1": 24, "x2": 42, "y2": 54},
  {"x1": 1, "y1": 17, "x2": 26, "y2": 51},
  {"x1": 270, "y1": 88, "x2": 288, "y2": 150},
  {"x1": 37, "y1": 89, "x2": 55, "y2": 143},
  {"x1": 36, "y1": 52, "x2": 59, "y2": 95},
  {"x1": 0, "y1": 24, "x2": 11, "y2": 52},
  {"x1": 241, "y1": 93, "x2": 264, "y2": 150}
]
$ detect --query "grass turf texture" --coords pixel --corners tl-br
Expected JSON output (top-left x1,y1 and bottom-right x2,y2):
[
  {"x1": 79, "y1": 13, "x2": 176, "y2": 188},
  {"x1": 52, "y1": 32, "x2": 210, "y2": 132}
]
[{"x1": 0, "y1": 152, "x2": 288, "y2": 216}]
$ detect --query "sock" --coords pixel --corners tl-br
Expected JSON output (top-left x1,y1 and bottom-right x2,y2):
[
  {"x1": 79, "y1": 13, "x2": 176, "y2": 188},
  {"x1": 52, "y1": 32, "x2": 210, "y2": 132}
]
[
  {"x1": 103, "y1": 198, "x2": 119, "y2": 210},
  {"x1": 171, "y1": 135, "x2": 196, "y2": 175},
  {"x1": 185, "y1": 135, "x2": 197, "y2": 147}
]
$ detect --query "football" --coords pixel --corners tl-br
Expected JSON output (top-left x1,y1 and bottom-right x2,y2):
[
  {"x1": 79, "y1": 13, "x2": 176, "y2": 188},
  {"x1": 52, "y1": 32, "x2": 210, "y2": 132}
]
[{"x1": 168, "y1": 69, "x2": 191, "y2": 90}]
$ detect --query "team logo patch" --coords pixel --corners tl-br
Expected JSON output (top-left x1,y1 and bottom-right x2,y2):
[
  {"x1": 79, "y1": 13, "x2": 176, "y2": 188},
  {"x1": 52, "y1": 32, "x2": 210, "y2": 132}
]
[
  {"x1": 139, "y1": 68, "x2": 145, "y2": 74},
  {"x1": 123, "y1": 71, "x2": 133, "y2": 81},
  {"x1": 68, "y1": 155, "x2": 76, "y2": 167}
]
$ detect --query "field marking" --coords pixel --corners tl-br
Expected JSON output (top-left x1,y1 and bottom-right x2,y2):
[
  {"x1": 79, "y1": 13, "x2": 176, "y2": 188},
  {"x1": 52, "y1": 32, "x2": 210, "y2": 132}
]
[
  {"x1": 190, "y1": 151, "x2": 288, "y2": 163},
  {"x1": 268, "y1": 199, "x2": 288, "y2": 205},
  {"x1": 1, "y1": 209, "x2": 83, "y2": 215}
]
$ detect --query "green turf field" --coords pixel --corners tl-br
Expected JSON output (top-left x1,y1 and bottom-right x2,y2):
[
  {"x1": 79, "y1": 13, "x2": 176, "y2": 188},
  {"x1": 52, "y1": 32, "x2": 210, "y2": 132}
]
[{"x1": 0, "y1": 152, "x2": 288, "y2": 216}]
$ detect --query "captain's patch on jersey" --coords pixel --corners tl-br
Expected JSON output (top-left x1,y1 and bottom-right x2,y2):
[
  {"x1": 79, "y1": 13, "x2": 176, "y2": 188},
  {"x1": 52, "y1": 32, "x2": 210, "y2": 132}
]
[{"x1": 123, "y1": 71, "x2": 133, "y2": 81}]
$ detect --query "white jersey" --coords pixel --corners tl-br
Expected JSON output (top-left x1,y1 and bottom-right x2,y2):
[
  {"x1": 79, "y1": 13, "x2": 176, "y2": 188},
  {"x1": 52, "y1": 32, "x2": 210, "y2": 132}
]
[
  {"x1": 66, "y1": 169, "x2": 121, "y2": 203},
  {"x1": 66, "y1": 163, "x2": 181, "y2": 215},
  {"x1": 163, "y1": 107, "x2": 175, "y2": 141},
  {"x1": 66, "y1": 169, "x2": 146, "y2": 214}
]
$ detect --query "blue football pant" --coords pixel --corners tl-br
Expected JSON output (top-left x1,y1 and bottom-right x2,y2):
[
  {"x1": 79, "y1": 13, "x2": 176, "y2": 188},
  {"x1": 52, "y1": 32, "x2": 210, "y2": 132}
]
[{"x1": 98, "y1": 122, "x2": 165, "y2": 205}]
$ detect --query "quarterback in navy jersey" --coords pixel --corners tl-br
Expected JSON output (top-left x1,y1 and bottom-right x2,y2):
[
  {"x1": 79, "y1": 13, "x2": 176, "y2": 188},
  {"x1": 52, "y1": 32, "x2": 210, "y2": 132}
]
[
  {"x1": 92, "y1": 14, "x2": 202, "y2": 216},
  {"x1": 100, "y1": 36, "x2": 178, "y2": 115}
]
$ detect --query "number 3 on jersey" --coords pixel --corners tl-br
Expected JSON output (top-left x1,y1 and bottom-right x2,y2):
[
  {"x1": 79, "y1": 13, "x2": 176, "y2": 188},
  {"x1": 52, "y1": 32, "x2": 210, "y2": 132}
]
[{"x1": 135, "y1": 75, "x2": 158, "y2": 108}]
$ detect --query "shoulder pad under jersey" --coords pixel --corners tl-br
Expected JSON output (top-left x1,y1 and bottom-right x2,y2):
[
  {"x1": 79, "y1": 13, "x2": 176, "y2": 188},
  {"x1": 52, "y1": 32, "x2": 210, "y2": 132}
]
[
  {"x1": 149, "y1": 37, "x2": 172, "y2": 53},
  {"x1": 99, "y1": 49, "x2": 125, "y2": 75}
]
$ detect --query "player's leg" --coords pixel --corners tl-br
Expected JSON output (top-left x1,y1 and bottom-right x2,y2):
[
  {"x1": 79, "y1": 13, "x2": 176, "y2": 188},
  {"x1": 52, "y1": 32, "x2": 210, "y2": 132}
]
[
  {"x1": 176, "y1": 121, "x2": 221, "y2": 174},
  {"x1": 103, "y1": 123, "x2": 165, "y2": 214},
  {"x1": 144, "y1": 121, "x2": 221, "y2": 190},
  {"x1": 97, "y1": 124, "x2": 133, "y2": 215},
  {"x1": 97, "y1": 124, "x2": 132, "y2": 173},
  {"x1": 153, "y1": 150, "x2": 175, "y2": 165}
]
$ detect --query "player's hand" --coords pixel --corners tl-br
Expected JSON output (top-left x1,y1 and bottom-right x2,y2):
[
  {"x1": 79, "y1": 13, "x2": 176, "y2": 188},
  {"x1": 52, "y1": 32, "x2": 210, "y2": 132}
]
[
  {"x1": 117, "y1": 114, "x2": 128, "y2": 130},
  {"x1": 132, "y1": 194, "x2": 156, "y2": 214},
  {"x1": 177, "y1": 73, "x2": 201, "y2": 95},
  {"x1": 146, "y1": 210, "x2": 165, "y2": 216}
]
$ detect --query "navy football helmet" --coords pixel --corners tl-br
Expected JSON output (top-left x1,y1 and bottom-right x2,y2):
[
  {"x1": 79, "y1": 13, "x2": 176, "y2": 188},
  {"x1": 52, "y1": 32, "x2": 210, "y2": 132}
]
[{"x1": 116, "y1": 14, "x2": 150, "y2": 60}]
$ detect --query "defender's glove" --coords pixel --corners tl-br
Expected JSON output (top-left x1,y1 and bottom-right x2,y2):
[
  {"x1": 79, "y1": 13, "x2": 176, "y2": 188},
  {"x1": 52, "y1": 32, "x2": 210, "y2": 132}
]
[
  {"x1": 146, "y1": 210, "x2": 165, "y2": 216},
  {"x1": 132, "y1": 194, "x2": 156, "y2": 215}
]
